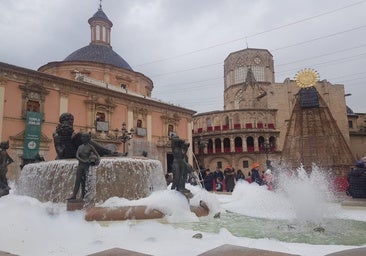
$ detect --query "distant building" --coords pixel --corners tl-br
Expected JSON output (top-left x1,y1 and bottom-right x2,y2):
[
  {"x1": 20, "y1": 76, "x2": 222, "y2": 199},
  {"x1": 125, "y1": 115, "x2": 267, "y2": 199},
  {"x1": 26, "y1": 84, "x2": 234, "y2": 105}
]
[
  {"x1": 192, "y1": 48, "x2": 364, "y2": 177},
  {"x1": 0, "y1": 6, "x2": 195, "y2": 178}
]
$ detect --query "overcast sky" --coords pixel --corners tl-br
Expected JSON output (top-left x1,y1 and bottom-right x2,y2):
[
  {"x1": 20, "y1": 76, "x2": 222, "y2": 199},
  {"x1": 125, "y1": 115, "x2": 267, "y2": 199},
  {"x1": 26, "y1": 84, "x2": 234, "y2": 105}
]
[{"x1": 1, "y1": 0, "x2": 365, "y2": 113}]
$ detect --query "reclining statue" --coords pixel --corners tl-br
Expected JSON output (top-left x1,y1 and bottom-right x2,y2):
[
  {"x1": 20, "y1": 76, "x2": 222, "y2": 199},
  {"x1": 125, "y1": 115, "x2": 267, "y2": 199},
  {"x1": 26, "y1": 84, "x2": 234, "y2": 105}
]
[{"x1": 53, "y1": 113, "x2": 120, "y2": 159}]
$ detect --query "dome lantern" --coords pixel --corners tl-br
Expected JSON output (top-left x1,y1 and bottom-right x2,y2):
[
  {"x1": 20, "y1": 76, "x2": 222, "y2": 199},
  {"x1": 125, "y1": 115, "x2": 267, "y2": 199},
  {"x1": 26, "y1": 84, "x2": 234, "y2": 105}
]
[{"x1": 88, "y1": 4, "x2": 113, "y2": 47}]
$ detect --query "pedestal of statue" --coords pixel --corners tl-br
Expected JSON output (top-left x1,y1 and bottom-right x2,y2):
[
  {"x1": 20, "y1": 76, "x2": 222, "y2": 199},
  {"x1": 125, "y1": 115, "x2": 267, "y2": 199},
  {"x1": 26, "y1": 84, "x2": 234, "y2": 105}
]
[{"x1": 66, "y1": 199, "x2": 84, "y2": 211}]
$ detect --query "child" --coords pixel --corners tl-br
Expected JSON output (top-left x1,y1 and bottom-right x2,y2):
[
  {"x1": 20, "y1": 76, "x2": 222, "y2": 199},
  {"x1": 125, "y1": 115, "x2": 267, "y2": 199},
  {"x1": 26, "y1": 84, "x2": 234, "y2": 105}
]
[{"x1": 216, "y1": 177, "x2": 223, "y2": 192}]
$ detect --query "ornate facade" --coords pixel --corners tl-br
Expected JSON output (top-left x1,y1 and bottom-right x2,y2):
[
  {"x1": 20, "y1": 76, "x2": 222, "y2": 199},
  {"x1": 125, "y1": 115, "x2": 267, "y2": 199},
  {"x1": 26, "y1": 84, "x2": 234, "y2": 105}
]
[
  {"x1": 0, "y1": 7, "x2": 195, "y2": 179},
  {"x1": 193, "y1": 48, "x2": 362, "y2": 178}
]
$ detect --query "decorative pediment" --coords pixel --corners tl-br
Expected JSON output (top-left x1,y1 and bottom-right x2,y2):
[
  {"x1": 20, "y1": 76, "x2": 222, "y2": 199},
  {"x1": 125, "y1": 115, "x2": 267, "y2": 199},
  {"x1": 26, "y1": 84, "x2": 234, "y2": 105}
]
[
  {"x1": 9, "y1": 130, "x2": 52, "y2": 148},
  {"x1": 19, "y1": 81, "x2": 49, "y2": 100}
]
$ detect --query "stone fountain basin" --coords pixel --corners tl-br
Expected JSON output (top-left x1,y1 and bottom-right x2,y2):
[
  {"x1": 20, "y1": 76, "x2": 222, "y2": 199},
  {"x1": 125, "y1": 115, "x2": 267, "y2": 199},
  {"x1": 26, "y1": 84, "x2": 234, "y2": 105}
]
[{"x1": 15, "y1": 157, "x2": 167, "y2": 204}]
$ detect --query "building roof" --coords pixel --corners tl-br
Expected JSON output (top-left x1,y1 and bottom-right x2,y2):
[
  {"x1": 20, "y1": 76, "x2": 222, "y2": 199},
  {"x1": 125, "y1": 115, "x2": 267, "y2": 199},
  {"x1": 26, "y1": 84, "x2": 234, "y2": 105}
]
[
  {"x1": 64, "y1": 44, "x2": 133, "y2": 70},
  {"x1": 88, "y1": 8, "x2": 113, "y2": 27}
]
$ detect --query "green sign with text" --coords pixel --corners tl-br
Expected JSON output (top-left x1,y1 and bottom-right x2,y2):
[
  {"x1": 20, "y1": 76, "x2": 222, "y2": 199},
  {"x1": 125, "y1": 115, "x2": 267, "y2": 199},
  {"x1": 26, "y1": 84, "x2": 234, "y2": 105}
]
[{"x1": 23, "y1": 111, "x2": 42, "y2": 159}]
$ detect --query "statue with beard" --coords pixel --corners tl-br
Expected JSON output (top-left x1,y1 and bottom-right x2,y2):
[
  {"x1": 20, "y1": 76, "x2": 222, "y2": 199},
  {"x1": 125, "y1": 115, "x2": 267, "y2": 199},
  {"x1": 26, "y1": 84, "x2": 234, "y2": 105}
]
[{"x1": 53, "y1": 113, "x2": 119, "y2": 159}]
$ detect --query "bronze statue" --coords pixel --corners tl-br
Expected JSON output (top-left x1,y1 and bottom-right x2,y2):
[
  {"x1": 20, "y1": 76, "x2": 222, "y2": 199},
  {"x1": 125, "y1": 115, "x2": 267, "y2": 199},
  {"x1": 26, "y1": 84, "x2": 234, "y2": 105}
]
[
  {"x1": 53, "y1": 113, "x2": 119, "y2": 159},
  {"x1": 68, "y1": 133, "x2": 101, "y2": 200},
  {"x1": 0, "y1": 141, "x2": 14, "y2": 197},
  {"x1": 171, "y1": 136, "x2": 193, "y2": 195}
]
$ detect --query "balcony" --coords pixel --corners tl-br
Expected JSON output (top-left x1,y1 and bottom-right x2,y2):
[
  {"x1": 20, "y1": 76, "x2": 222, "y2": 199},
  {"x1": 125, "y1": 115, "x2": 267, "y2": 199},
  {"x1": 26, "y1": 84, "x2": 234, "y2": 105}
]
[
  {"x1": 235, "y1": 146, "x2": 242, "y2": 152},
  {"x1": 245, "y1": 123, "x2": 253, "y2": 129}
]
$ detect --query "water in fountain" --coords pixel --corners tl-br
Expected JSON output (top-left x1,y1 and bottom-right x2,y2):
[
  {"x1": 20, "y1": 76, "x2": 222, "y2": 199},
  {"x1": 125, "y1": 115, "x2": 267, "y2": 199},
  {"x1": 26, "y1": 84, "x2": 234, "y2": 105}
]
[
  {"x1": 172, "y1": 164, "x2": 366, "y2": 246},
  {"x1": 276, "y1": 163, "x2": 337, "y2": 222}
]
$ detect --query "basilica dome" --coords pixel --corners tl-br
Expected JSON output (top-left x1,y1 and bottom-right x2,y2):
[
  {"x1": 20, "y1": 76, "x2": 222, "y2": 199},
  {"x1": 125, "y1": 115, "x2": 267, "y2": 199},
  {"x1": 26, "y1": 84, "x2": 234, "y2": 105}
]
[
  {"x1": 64, "y1": 44, "x2": 132, "y2": 70},
  {"x1": 63, "y1": 7, "x2": 132, "y2": 71}
]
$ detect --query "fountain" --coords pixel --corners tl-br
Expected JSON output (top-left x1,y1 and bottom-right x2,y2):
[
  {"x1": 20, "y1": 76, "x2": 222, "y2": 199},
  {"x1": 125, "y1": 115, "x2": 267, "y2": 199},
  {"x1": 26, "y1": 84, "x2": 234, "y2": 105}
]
[
  {"x1": 15, "y1": 157, "x2": 166, "y2": 203},
  {"x1": 171, "y1": 164, "x2": 366, "y2": 247},
  {"x1": 6, "y1": 112, "x2": 366, "y2": 254},
  {"x1": 1, "y1": 162, "x2": 366, "y2": 255}
]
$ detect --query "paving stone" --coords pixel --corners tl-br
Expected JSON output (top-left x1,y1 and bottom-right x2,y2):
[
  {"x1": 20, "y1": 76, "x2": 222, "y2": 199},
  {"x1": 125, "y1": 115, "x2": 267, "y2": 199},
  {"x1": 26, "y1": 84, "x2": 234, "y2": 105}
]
[
  {"x1": 87, "y1": 247, "x2": 152, "y2": 256},
  {"x1": 197, "y1": 244, "x2": 299, "y2": 256},
  {"x1": 0, "y1": 251, "x2": 17, "y2": 256},
  {"x1": 324, "y1": 247, "x2": 366, "y2": 256}
]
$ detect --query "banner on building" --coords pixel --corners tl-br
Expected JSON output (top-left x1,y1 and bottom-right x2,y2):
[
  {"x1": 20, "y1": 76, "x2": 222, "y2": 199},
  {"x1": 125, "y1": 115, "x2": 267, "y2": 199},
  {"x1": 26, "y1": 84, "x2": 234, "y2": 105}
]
[{"x1": 23, "y1": 111, "x2": 42, "y2": 159}]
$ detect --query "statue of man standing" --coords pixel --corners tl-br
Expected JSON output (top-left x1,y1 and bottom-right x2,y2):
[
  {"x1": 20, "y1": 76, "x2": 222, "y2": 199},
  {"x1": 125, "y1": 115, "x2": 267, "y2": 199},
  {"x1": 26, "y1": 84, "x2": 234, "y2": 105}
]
[
  {"x1": 68, "y1": 133, "x2": 100, "y2": 201},
  {"x1": 0, "y1": 141, "x2": 14, "y2": 197}
]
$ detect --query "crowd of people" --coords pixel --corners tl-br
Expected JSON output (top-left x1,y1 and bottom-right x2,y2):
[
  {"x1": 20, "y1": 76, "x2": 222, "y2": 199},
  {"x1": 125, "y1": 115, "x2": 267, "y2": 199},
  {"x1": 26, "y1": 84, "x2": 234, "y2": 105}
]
[
  {"x1": 164, "y1": 156, "x2": 366, "y2": 197},
  {"x1": 196, "y1": 162, "x2": 275, "y2": 192}
]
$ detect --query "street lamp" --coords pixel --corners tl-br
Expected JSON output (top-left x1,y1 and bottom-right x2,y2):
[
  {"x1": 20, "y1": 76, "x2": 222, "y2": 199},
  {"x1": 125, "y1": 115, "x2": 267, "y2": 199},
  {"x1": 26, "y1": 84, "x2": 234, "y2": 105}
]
[
  {"x1": 263, "y1": 139, "x2": 271, "y2": 168},
  {"x1": 198, "y1": 137, "x2": 208, "y2": 169},
  {"x1": 119, "y1": 122, "x2": 134, "y2": 156}
]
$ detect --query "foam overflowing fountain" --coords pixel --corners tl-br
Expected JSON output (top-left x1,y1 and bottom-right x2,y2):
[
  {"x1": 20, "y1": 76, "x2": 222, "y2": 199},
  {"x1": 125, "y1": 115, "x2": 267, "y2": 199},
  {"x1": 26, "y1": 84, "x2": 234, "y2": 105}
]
[
  {"x1": 15, "y1": 157, "x2": 167, "y2": 203},
  {"x1": 276, "y1": 163, "x2": 337, "y2": 222}
]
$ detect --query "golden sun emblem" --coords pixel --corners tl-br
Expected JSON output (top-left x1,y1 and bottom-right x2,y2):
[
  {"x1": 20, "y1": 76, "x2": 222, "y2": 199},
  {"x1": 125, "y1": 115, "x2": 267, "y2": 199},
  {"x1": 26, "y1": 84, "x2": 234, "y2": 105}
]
[{"x1": 295, "y1": 68, "x2": 320, "y2": 88}]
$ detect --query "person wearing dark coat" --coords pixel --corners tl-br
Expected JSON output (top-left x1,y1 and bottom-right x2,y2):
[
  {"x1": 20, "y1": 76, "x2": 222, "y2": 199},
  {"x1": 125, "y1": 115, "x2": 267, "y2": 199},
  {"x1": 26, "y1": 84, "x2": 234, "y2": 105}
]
[
  {"x1": 203, "y1": 168, "x2": 214, "y2": 191},
  {"x1": 347, "y1": 160, "x2": 366, "y2": 198},
  {"x1": 251, "y1": 162, "x2": 264, "y2": 185},
  {"x1": 224, "y1": 165, "x2": 236, "y2": 192},
  {"x1": 236, "y1": 169, "x2": 245, "y2": 181}
]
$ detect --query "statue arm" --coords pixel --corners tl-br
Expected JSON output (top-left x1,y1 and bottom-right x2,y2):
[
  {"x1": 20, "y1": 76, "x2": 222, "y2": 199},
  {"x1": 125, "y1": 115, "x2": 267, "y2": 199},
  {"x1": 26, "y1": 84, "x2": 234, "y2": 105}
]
[
  {"x1": 6, "y1": 153, "x2": 14, "y2": 165},
  {"x1": 90, "y1": 145, "x2": 101, "y2": 164}
]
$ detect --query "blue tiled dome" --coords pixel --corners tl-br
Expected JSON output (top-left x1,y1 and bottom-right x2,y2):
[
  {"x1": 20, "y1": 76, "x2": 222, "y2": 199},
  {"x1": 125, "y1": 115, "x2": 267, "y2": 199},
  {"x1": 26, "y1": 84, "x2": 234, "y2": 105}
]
[{"x1": 64, "y1": 44, "x2": 133, "y2": 71}]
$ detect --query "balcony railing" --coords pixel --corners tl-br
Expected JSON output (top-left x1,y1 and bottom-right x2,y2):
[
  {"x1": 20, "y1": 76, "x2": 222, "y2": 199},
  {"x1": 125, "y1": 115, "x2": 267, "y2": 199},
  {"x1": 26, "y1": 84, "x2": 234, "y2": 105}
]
[{"x1": 193, "y1": 122, "x2": 276, "y2": 133}]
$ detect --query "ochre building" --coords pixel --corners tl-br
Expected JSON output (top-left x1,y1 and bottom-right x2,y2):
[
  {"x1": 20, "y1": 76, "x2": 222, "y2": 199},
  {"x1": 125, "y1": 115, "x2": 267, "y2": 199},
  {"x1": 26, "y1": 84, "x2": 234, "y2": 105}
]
[{"x1": 0, "y1": 7, "x2": 195, "y2": 179}]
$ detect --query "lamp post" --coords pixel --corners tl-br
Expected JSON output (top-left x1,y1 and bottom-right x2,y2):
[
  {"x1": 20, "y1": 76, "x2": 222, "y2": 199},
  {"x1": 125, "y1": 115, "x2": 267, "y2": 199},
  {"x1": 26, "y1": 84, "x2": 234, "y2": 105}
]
[
  {"x1": 263, "y1": 139, "x2": 271, "y2": 168},
  {"x1": 198, "y1": 137, "x2": 208, "y2": 169},
  {"x1": 119, "y1": 122, "x2": 134, "y2": 156}
]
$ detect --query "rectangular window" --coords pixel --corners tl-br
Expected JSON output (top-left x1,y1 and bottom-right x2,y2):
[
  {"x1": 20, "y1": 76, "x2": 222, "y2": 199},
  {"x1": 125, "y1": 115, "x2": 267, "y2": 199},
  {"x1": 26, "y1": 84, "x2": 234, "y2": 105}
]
[
  {"x1": 234, "y1": 66, "x2": 247, "y2": 84},
  {"x1": 252, "y1": 66, "x2": 265, "y2": 82},
  {"x1": 26, "y1": 100, "x2": 40, "y2": 112},
  {"x1": 217, "y1": 161, "x2": 222, "y2": 169},
  {"x1": 348, "y1": 120, "x2": 353, "y2": 129},
  {"x1": 242, "y1": 161, "x2": 249, "y2": 168}
]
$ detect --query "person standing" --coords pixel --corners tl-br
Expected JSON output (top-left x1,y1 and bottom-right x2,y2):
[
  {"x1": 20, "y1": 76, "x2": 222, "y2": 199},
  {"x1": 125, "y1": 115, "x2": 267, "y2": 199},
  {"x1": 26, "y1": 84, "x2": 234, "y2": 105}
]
[
  {"x1": 224, "y1": 165, "x2": 236, "y2": 192},
  {"x1": 251, "y1": 162, "x2": 264, "y2": 185},
  {"x1": 203, "y1": 168, "x2": 214, "y2": 191},
  {"x1": 236, "y1": 169, "x2": 245, "y2": 181},
  {"x1": 263, "y1": 169, "x2": 274, "y2": 190}
]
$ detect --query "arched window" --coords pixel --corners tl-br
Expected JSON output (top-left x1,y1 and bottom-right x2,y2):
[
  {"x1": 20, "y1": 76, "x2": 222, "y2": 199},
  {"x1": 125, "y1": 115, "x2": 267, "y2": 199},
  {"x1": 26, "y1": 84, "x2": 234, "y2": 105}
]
[
  {"x1": 246, "y1": 137, "x2": 254, "y2": 152},
  {"x1": 234, "y1": 137, "x2": 242, "y2": 152},
  {"x1": 269, "y1": 136, "x2": 276, "y2": 151},
  {"x1": 223, "y1": 116, "x2": 230, "y2": 130},
  {"x1": 258, "y1": 136, "x2": 265, "y2": 152},
  {"x1": 223, "y1": 138, "x2": 230, "y2": 153},
  {"x1": 215, "y1": 138, "x2": 222, "y2": 153},
  {"x1": 207, "y1": 139, "x2": 214, "y2": 154},
  {"x1": 206, "y1": 118, "x2": 212, "y2": 128}
]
